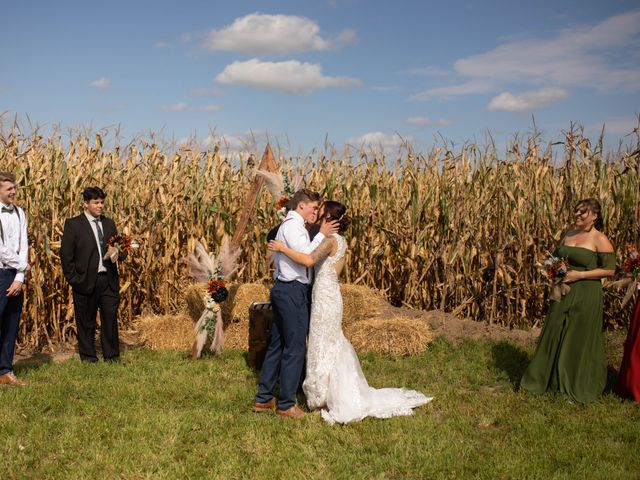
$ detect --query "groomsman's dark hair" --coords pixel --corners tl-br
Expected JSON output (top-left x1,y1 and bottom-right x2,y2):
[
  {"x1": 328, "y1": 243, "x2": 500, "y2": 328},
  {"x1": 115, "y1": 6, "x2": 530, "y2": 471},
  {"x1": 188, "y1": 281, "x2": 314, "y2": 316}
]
[
  {"x1": 290, "y1": 188, "x2": 320, "y2": 210},
  {"x1": 82, "y1": 187, "x2": 107, "y2": 202},
  {"x1": 0, "y1": 172, "x2": 16, "y2": 184}
]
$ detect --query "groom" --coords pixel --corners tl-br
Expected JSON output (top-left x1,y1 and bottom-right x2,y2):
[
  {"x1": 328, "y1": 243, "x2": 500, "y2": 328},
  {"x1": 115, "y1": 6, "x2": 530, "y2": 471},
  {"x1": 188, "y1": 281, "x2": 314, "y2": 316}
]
[{"x1": 253, "y1": 189, "x2": 338, "y2": 419}]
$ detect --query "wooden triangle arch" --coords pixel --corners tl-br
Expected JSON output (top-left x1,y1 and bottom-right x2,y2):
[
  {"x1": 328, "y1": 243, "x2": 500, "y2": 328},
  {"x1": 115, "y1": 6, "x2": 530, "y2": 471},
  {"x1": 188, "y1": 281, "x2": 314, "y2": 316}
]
[{"x1": 230, "y1": 143, "x2": 278, "y2": 254}]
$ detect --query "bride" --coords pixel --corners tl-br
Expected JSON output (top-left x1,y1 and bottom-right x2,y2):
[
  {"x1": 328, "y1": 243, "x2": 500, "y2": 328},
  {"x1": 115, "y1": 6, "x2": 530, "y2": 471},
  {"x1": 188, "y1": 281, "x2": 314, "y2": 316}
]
[{"x1": 268, "y1": 201, "x2": 432, "y2": 424}]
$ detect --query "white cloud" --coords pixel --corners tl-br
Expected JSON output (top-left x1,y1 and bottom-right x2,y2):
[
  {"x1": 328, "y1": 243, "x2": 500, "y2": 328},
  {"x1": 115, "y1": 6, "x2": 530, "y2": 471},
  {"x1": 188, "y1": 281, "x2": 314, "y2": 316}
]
[
  {"x1": 405, "y1": 116, "x2": 451, "y2": 126},
  {"x1": 180, "y1": 32, "x2": 193, "y2": 44},
  {"x1": 486, "y1": 87, "x2": 570, "y2": 112},
  {"x1": 191, "y1": 87, "x2": 222, "y2": 96},
  {"x1": 152, "y1": 41, "x2": 169, "y2": 49},
  {"x1": 412, "y1": 79, "x2": 495, "y2": 100},
  {"x1": 407, "y1": 66, "x2": 449, "y2": 76},
  {"x1": 415, "y1": 8, "x2": 640, "y2": 99},
  {"x1": 215, "y1": 59, "x2": 362, "y2": 94},
  {"x1": 202, "y1": 13, "x2": 349, "y2": 55},
  {"x1": 195, "y1": 105, "x2": 220, "y2": 112},
  {"x1": 87, "y1": 78, "x2": 110, "y2": 90},
  {"x1": 336, "y1": 29, "x2": 358, "y2": 46},
  {"x1": 371, "y1": 85, "x2": 402, "y2": 92},
  {"x1": 161, "y1": 102, "x2": 189, "y2": 112},
  {"x1": 346, "y1": 132, "x2": 413, "y2": 150},
  {"x1": 161, "y1": 102, "x2": 220, "y2": 112}
]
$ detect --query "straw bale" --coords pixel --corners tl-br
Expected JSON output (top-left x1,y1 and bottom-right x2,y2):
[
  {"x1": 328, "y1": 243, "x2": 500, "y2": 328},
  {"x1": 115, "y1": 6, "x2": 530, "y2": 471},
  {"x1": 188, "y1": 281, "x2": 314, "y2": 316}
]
[
  {"x1": 135, "y1": 313, "x2": 193, "y2": 350},
  {"x1": 224, "y1": 321, "x2": 249, "y2": 350},
  {"x1": 344, "y1": 316, "x2": 433, "y2": 356},
  {"x1": 229, "y1": 283, "x2": 270, "y2": 324},
  {"x1": 183, "y1": 283, "x2": 208, "y2": 322},
  {"x1": 340, "y1": 284, "x2": 388, "y2": 325}
]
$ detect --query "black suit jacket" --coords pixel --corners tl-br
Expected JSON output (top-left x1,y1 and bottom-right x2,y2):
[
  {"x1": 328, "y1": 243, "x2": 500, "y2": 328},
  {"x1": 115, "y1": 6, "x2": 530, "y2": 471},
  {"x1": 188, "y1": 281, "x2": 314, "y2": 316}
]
[{"x1": 60, "y1": 214, "x2": 120, "y2": 295}]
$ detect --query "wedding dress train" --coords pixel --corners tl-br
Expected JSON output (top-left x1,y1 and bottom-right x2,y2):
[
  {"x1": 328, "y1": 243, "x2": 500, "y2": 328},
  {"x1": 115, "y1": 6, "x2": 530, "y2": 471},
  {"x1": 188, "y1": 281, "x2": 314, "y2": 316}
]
[{"x1": 303, "y1": 234, "x2": 432, "y2": 424}]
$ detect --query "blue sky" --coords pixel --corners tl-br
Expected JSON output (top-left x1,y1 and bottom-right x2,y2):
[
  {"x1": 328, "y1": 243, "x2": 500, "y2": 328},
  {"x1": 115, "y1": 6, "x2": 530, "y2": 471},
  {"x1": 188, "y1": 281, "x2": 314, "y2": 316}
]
[{"x1": 2, "y1": 0, "x2": 639, "y2": 154}]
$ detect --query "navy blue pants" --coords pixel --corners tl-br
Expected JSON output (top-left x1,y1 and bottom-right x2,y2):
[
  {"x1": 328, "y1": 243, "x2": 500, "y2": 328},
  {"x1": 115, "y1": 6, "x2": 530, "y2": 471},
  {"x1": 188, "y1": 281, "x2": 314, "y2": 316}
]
[
  {"x1": 255, "y1": 280, "x2": 310, "y2": 410},
  {"x1": 0, "y1": 269, "x2": 23, "y2": 376}
]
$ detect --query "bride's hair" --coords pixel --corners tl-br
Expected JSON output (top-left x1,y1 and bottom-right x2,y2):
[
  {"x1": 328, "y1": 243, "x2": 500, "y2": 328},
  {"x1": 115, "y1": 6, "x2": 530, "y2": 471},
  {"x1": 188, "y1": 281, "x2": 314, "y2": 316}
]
[{"x1": 322, "y1": 201, "x2": 351, "y2": 233}]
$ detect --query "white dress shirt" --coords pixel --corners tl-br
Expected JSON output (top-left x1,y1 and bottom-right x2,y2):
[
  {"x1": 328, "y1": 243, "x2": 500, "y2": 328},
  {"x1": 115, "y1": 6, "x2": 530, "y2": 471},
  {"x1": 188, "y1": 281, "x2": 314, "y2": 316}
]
[
  {"x1": 84, "y1": 211, "x2": 107, "y2": 273},
  {"x1": 274, "y1": 210, "x2": 325, "y2": 284},
  {"x1": 0, "y1": 202, "x2": 29, "y2": 282}
]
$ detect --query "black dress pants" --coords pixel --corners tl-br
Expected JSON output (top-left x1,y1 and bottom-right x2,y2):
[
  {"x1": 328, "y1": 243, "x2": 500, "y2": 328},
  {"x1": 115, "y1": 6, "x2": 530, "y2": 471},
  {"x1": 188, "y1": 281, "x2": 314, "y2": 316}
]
[{"x1": 73, "y1": 274, "x2": 120, "y2": 362}]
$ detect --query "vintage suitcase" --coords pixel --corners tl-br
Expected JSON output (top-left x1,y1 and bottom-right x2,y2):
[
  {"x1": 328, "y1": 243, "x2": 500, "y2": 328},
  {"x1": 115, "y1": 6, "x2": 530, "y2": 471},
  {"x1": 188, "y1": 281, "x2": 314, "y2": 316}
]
[{"x1": 248, "y1": 301, "x2": 273, "y2": 370}]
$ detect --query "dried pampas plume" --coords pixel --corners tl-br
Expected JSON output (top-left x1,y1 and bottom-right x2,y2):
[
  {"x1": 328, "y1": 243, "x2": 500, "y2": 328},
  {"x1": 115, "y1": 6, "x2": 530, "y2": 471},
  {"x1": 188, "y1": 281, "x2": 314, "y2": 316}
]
[
  {"x1": 256, "y1": 169, "x2": 304, "y2": 200},
  {"x1": 256, "y1": 170, "x2": 284, "y2": 201}
]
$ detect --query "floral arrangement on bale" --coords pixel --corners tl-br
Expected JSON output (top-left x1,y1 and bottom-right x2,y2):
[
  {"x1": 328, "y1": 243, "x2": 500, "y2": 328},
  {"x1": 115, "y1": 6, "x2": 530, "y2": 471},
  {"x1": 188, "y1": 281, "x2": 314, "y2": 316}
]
[
  {"x1": 544, "y1": 254, "x2": 571, "y2": 301},
  {"x1": 612, "y1": 245, "x2": 640, "y2": 309},
  {"x1": 182, "y1": 236, "x2": 240, "y2": 358},
  {"x1": 103, "y1": 234, "x2": 139, "y2": 262}
]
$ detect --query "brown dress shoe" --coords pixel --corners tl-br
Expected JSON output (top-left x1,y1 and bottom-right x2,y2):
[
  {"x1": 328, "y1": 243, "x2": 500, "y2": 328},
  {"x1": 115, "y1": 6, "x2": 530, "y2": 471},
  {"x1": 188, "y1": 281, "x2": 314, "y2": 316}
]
[
  {"x1": 276, "y1": 405, "x2": 305, "y2": 419},
  {"x1": 0, "y1": 372, "x2": 27, "y2": 386},
  {"x1": 252, "y1": 398, "x2": 276, "y2": 412}
]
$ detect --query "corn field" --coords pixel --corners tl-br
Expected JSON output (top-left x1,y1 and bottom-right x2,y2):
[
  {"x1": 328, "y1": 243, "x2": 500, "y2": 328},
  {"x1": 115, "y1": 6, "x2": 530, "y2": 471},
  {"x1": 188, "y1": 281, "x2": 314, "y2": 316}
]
[{"x1": 1, "y1": 121, "x2": 639, "y2": 349}]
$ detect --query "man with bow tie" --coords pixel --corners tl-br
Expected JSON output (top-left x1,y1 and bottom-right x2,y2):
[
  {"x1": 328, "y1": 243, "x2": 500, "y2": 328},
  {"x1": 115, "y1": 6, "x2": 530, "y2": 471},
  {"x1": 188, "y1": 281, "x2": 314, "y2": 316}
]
[
  {"x1": 0, "y1": 172, "x2": 30, "y2": 386},
  {"x1": 60, "y1": 187, "x2": 123, "y2": 364}
]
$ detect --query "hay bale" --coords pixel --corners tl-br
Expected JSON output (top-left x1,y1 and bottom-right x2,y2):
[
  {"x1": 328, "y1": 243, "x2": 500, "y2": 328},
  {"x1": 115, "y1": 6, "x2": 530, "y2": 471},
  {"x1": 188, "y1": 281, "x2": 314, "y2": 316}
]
[
  {"x1": 183, "y1": 283, "x2": 208, "y2": 322},
  {"x1": 229, "y1": 283, "x2": 270, "y2": 324},
  {"x1": 224, "y1": 321, "x2": 249, "y2": 350},
  {"x1": 344, "y1": 316, "x2": 433, "y2": 356},
  {"x1": 135, "y1": 313, "x2": 193, "y2": 350},
  {"x1": 340, "y1": 284, "x2": 388, "y2": 325}
]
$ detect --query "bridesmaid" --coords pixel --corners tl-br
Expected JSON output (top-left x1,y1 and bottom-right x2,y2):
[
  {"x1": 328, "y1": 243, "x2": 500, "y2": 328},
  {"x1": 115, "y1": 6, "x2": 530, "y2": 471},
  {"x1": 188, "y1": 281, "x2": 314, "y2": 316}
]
[
  {"x1": 521, "y1": 198, "x2": 616, "y2": 403},
  {"x1": 616, "y1": 282, "x2": 640, "y2": 402}
]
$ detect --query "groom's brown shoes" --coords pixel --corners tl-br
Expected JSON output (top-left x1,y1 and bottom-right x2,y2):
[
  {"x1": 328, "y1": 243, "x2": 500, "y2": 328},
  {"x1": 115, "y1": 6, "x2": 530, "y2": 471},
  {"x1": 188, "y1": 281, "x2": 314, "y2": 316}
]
[
  {"x1": 0, "y1": 372, "x2": 27, "y2": 386},
  {"x1": 276, "y1": 405, "x2": 305, "y2": 419},
  {"x1": 252, "y1": 398, "x2": 276, "y2": 412}
]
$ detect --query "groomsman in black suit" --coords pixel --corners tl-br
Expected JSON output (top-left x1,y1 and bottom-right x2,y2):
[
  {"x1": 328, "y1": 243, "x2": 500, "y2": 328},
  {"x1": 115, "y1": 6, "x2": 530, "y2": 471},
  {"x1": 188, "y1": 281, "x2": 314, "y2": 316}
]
[
  {"x1": 0, "y1": 172, "x2": 30, "y2": 386},
  {"x1": 61, "y1": 187, "x2": 123, "y2": 363}
]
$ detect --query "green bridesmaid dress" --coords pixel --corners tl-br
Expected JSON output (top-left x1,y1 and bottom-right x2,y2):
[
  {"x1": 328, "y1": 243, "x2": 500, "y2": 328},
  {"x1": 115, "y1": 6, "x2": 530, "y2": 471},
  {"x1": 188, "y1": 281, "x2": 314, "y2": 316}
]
[{"x1": 521, "y1": 246, "x2": 616, "y2": 403}]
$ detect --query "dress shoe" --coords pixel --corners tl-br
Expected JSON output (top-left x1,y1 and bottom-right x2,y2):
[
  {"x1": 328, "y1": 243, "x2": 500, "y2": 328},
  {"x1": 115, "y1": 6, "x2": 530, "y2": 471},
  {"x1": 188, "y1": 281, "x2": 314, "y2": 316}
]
[
  {"x1": 252, "y1": 398, "x2": 276, "y2": 412},
  {"x1": 0, "y1": 371, "x2": 27, "y2": 386},
  {"x1": 276, "y1": 405, "x2": 305, "y2": 419}
]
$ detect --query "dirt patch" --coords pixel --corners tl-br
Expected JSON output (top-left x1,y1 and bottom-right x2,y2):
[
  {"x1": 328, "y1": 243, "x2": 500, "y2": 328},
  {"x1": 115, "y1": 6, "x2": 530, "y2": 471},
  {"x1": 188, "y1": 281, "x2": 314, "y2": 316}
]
[{"x1": 375, "y1": 304, "x2": 539, "y2": 347}]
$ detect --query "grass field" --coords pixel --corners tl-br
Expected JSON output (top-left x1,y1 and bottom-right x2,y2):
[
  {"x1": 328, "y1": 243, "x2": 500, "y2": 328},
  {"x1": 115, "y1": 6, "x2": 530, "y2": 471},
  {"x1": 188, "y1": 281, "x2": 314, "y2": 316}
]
[{"x1": 1, "y1": 335, "x2": 638, "y2": 479}]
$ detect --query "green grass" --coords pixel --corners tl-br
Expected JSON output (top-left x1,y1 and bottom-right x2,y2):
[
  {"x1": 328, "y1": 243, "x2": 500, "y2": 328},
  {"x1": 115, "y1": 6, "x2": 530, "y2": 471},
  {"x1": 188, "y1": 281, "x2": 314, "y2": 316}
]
[{"x1": 1, "y1": 336, "x2": 638, "y2": 479}]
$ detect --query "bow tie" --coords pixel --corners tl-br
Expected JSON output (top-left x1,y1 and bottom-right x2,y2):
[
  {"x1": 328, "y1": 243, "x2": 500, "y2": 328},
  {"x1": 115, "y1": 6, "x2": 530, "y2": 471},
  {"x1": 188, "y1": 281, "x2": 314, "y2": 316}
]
[{"x1": 1, "y1": 206, "x2": 14, "y2": 213}]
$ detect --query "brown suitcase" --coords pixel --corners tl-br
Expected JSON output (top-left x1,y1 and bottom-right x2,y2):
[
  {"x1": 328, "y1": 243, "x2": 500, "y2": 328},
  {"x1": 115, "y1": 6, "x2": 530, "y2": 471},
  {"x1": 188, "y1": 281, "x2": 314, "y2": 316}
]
[{"x1": 248, "y1": 301, "x2": 273, "y2": 370}]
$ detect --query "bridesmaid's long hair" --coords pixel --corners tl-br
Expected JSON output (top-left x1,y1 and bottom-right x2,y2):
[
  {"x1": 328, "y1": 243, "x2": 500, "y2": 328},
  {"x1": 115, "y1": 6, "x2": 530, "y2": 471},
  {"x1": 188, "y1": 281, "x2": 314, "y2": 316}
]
[
  {"x1": 575, "y1": 198, "x2": 604, "y2": 231},
  {"x1": 322, "y1": 201, "x2": 351, "y2": 233}
]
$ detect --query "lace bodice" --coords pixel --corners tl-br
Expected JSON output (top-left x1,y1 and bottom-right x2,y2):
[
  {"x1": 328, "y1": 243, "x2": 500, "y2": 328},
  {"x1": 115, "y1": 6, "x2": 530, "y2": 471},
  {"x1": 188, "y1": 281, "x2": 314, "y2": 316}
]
[{"x1": 314, "y1": 234, "x2": 347, "y2": 284}]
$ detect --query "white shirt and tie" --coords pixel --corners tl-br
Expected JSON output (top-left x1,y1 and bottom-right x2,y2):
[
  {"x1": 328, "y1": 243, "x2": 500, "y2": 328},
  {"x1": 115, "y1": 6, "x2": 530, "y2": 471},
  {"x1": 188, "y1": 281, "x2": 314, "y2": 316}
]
[
  {"x1": 84, "y1": 211, "x2": 108, "y2": 273},
  {"x1": 274, "y1": 210, "x2": 325, "y2": 284},
  {"x1": 0, "y1": 202, "x2": 29, "y2": 283}
]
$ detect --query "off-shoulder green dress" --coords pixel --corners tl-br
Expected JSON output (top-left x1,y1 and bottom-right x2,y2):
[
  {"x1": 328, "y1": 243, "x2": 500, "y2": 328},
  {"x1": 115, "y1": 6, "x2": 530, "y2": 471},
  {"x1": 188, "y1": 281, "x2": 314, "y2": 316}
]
[{"x1": 521, "y1": 246, "x2": 616, "y2": 403}]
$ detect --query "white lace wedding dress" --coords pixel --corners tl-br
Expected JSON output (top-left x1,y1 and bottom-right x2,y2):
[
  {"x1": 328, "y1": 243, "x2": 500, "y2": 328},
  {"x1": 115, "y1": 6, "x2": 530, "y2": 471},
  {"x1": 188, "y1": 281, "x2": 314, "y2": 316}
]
[{"x1": 303, "y1": 234, "x2": 433, "y2": 424}]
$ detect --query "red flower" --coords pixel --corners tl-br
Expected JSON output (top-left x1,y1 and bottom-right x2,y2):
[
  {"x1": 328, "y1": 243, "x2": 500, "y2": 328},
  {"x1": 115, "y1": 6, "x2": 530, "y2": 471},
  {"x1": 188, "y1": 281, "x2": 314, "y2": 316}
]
[{"x1": 277, "y1": 196, "x2": 290, "y2": 210}]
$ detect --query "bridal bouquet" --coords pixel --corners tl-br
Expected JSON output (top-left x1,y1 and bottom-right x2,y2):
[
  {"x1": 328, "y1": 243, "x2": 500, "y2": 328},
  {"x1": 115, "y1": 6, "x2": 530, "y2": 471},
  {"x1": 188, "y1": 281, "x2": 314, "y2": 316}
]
[
  {"x1": 104, "y1": 234, "x2": 139, "y2": 262},
  {"x1": 544, "y1": 255, "x2": 571, "y2": 301}
]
